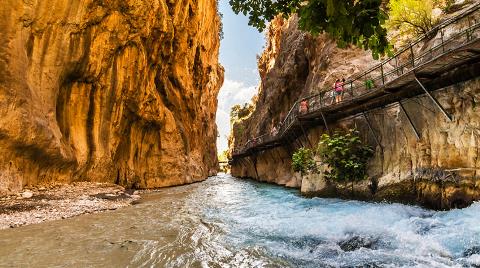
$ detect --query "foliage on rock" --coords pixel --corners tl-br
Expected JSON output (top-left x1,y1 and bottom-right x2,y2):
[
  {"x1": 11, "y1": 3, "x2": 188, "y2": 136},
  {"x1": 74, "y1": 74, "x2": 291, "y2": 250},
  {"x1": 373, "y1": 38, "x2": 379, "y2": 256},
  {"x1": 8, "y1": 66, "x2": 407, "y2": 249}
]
[
  {"x1": 292, "y1": 148, "x2": 317, "y2": 175},
  {"x1": 317, "y1": 130, "x2": 374, "y2": 184},
  {"x1": 228, "y1": 0, "x2": 390, "y2": 58},
  {"x1": 218, "y1": 150, "x2": 229, "y2": 162},
  {"x1": 386, "y1": 0, "x2": 441, "y2": 45},
  {"x1": 230, "y1": 103, "x2": 254, "y2": 124}
]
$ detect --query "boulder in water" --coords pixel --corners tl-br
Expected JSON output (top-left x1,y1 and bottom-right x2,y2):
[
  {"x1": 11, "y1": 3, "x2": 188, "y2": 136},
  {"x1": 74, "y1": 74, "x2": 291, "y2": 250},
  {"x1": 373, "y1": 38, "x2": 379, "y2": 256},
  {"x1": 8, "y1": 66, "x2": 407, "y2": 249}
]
[
  {"x1": 338, "y1": 236, "x2": 379, "y2": 252},
  {"x1": 464, "y1": 246, "x2": 480, "y2": 257}
]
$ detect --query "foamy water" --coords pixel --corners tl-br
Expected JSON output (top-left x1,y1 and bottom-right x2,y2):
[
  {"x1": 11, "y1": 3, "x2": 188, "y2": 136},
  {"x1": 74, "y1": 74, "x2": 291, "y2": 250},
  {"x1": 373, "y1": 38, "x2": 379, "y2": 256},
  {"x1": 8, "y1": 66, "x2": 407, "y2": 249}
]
[{"x1": 0, "y1": 174, "x2": 479, "y2": 267}]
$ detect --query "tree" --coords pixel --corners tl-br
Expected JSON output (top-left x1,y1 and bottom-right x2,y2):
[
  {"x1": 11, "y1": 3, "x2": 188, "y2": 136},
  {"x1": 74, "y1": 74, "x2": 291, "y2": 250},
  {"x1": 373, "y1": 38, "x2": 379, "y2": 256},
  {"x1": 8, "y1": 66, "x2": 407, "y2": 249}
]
[
  {"x1": 230, "y1": 103, "x2": 254, "y2": 124},
  {"x1": 218, "y1": 150, "x2": 229, "y2": 162},
  {"x1": 317, "y1": 129, "x2": 374, "y2": 191},
  {"x1": 386, "y1": 0, "x2": 440, "y2": 44},
  {"x1": 229, "y1": 0, "x2": 390, "y2": 58},
  {"x1": 292, "y1": 147, "x2": 317, "y2": 175}
]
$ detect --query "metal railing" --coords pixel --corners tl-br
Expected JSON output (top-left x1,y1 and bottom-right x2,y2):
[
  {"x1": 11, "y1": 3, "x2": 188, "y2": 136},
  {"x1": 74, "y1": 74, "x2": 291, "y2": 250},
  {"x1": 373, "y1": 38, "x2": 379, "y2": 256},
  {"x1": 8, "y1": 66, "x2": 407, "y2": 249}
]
[{"x1": 232, "y1": 4, "x2": 480, "y2": 157}]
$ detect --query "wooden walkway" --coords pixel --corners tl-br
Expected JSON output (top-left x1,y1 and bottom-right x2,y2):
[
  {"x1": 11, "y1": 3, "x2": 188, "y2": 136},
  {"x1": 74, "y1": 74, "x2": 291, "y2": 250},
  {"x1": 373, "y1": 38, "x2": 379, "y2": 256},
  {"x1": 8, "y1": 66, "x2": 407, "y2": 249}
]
[{"x1": 232, "y1": 4, "x2": 480, "y2": 160}]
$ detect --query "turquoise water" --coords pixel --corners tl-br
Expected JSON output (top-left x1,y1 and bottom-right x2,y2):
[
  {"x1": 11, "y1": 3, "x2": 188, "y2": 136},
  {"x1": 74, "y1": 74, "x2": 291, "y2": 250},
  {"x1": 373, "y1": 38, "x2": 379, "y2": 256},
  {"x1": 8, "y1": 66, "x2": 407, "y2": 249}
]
[{"x1": 0, "y1": 174, "x2": 479, "y2": 267}]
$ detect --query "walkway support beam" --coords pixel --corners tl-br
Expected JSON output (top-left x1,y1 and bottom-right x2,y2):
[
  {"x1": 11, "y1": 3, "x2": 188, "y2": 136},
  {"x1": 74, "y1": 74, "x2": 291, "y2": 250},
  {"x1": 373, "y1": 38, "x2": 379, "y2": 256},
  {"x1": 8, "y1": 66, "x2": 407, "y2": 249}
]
[
  {"x1": 399, "y1": 101, "x2": 421, "y2": 140},
  {"x1": 414, "y1": 76, "x2": 453, "y2": 122},
  {"x1": 319, "y1": 94, "x2": 330, "y2": 133},
  {"x1": 299, "y1": 120, "x2": 313, "y2": 148},
  {"x1": 363, "y1": 112, "x2": 383, "y2": 150}
]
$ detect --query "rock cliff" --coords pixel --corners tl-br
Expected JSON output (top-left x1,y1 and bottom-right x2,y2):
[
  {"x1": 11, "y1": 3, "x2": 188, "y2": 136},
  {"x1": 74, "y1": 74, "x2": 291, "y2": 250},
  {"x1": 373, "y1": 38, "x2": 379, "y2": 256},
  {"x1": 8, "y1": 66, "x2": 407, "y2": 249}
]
[
  {"x1": 231, "y1": 11, "x2": 480, "y2": 209},
  {"x1": 0, "y1": 0, "x2": 223, "y2": 195},
  {"x1": 230, "y1": 16, "x2": 380, "y2": 186}
]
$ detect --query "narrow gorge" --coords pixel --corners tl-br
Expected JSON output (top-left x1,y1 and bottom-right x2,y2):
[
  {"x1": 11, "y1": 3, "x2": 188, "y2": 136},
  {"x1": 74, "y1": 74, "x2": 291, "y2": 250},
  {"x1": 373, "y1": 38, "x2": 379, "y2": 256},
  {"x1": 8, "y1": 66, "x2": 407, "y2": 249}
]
[
  {"x1": 0, "y1": 0, "x2": 223, "y2": 195},
  {"x1": 2, "y1": 1, "x2": 480, "y2": 267}
]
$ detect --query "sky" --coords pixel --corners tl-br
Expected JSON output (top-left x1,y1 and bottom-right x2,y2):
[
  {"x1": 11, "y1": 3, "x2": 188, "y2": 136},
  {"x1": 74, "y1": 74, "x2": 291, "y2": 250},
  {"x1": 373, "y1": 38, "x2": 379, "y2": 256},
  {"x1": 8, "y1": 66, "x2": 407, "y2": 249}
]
[{"x1": 216, "y1": 0, "x2": 265, "y2": 153}]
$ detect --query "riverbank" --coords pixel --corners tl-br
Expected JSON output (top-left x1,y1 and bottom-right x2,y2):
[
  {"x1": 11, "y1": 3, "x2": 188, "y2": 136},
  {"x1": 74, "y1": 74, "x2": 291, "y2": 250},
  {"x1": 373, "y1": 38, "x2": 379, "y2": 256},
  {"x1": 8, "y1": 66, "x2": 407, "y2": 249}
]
[
  {"x1": 1, "y1": 174, "x2": 479, "y2": 267},
  {"x1": 0, "y1": 182, "x2": 141, "y2": 229}
]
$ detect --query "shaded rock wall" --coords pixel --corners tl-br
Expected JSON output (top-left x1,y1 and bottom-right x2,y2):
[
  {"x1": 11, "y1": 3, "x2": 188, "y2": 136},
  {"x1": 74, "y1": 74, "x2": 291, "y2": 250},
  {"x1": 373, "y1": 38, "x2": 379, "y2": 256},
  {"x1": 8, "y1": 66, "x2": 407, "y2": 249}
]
[
  {"x1": 0, "y1": 0, "x2": 223, "y2": 194},
  {"x1": 231, "y1": 16, "x2": 379, "y2": 185}
]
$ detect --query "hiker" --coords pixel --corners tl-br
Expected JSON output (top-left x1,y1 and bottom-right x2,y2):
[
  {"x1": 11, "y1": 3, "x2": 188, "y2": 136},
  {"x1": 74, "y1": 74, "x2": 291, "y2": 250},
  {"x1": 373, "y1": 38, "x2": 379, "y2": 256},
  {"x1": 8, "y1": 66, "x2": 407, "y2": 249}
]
[
  {"x1": 333, "y1": 79, "x2": 344, "y2": 103},
  {"x1": 271, "y1": 126, "x2": 278, "y2": 136},
  {"x1": 365, "y1": 77, "x2": 375, "y2": 90},
  {"x1": 299, "y1": 99, "x2": 309, "y2": 114}
]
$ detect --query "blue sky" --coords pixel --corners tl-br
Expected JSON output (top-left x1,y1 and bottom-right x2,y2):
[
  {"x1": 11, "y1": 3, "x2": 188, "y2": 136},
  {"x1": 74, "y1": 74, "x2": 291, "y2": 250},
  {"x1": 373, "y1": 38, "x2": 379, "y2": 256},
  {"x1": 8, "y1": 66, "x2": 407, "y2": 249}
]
[{"x1": 216, "y1": 0, "x2": 265, "y2": 153}]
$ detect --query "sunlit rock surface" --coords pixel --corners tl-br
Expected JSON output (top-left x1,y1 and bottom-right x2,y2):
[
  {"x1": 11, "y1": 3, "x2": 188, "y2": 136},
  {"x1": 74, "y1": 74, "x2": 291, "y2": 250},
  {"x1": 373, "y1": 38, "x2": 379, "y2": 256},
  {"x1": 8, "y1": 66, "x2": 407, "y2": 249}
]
[
  {"x1": 0, "y1": 0, "x2": 223, "y2": 194},
  {"x1": 231, "y1": 14, "x2": 480, "y2": 209}
]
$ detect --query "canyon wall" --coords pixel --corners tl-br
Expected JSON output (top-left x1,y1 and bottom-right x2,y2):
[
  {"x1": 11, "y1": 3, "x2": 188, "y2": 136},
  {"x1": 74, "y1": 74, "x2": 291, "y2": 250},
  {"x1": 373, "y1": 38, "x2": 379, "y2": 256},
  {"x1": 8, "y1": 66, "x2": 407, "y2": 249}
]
[
  {"x1": 0, "y1": 0, "x2": 223, "y2": 195},
  {"x1": 230, "y1": 16, "x2": 380, "y2": 186},
  {"x1": 231, "y1": 11, "x2": 480, "y2": 209}
]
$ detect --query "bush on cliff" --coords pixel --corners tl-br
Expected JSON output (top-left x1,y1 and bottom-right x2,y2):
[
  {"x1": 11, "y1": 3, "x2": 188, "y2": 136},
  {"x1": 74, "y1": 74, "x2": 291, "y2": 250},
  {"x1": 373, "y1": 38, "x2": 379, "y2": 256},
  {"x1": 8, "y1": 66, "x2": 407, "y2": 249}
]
[
  {"x1": 386, "y1": 0, "x2": 441, "y2": 45},
  {"x1": 317, "y1": 130, "x2": 374, "y2": 187},
  {"x1": 230, "y1": 103, "x2": 254, "y2": 124},
  {"x1": 292, "y1": 148, "x2": 317, "y2": 175}
]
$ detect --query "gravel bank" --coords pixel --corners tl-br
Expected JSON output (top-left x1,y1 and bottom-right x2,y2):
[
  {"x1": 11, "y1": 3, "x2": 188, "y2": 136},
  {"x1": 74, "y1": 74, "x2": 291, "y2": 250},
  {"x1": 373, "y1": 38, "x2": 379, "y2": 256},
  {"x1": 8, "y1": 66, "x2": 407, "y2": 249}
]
[{"x1": 0, "y1": 182, "x2": 140, "y2": 229}]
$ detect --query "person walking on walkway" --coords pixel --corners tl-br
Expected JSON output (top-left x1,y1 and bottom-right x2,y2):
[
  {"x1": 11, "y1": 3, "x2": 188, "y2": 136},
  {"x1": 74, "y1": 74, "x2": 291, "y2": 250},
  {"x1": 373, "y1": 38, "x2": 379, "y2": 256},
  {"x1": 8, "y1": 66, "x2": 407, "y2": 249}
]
[
  {"x1": 333, "y1": 79, "x2": 344, "y2": 103},
  {"x1": 271, "y1": 126, "x2": 278, "y2": 136},
  {"x1": 365, "y1": 77, "x2": 375, "y2": 90},
  {"x1": 299, "y1": 99, "x2": 309, "y2": 114}
]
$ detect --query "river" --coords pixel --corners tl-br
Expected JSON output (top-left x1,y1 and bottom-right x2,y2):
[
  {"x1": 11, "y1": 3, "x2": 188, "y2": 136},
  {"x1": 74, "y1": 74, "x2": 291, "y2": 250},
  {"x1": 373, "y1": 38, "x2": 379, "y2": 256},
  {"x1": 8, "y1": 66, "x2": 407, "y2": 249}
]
[{"x1": 0, "y1": 174, "x2": 479, "y2": 267}]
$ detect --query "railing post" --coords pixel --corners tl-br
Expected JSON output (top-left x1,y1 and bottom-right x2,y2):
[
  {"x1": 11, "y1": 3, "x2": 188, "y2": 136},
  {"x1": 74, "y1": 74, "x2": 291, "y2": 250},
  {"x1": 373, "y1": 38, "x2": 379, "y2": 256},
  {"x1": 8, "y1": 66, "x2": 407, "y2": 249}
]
[
  {"x1": 467, "y1": 17, "x2": 472, "y2": 41},
  {"x1": 363, "y1": 73, "x2": 367, "y2": 90},
  {"x1": 410, "y1": 44, "x2": 415, "y2": 68},
  {"x1": 395, "y1": 56, "x2": 399, "y2": 76},
  {"x1": 380, "y1": 63, "x2": 385, "y2": 86},
  {"x1": 441, "y1": 30, "x2": 445, "y2": 52}
]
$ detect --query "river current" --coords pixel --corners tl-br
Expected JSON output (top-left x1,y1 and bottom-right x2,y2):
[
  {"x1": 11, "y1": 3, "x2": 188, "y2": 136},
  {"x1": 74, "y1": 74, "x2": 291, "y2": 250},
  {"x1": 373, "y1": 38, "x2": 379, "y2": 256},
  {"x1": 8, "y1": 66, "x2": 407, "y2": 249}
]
[{"x1": 0, "y1": 174, "x2": 479, "y2": 267}]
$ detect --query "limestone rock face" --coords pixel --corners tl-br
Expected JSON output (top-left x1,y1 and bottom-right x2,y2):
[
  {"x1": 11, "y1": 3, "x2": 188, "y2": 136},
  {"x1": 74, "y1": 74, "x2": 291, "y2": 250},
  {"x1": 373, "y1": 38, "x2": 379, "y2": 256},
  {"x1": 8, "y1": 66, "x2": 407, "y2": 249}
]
[
  {"x1": 0, "y1": 0, "x2": 224, "y2": 195},
  {"x1": 231, "y1": 16, "x2": 379, "y2": 184},
  {"x1": 230, "y1": 16, "x2": 379, "y2": 156}
]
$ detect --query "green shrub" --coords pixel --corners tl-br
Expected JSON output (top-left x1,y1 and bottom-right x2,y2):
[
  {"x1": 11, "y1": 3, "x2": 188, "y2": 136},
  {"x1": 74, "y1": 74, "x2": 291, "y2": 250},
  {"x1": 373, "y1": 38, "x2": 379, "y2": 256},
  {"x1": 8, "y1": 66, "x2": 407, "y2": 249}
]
[
  {"x1": 292, "y1": 148, "x2": 317, "y2": 175},
  {"x1": 365, "y1": 79, "x2": 375, "y2": 90},
  {"x1": 317, "y1": 130, "x2": 374, "y2": 185},
  {"x1": 230, "y1": 103, "x2": 254, "y2": 124}
]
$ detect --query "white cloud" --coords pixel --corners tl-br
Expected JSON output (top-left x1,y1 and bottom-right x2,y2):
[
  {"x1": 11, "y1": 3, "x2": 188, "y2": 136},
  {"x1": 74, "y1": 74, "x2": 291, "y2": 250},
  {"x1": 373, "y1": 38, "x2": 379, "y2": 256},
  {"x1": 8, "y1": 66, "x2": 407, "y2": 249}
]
[{"x1": 216, "y1": 79, "x2": 258, "y2": 152}]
